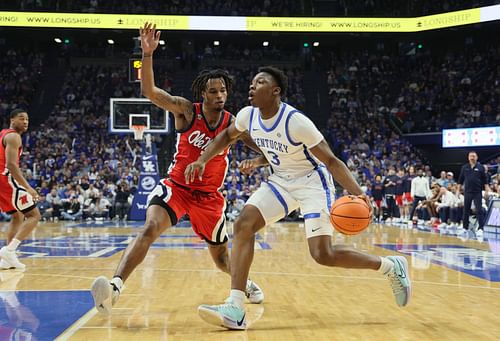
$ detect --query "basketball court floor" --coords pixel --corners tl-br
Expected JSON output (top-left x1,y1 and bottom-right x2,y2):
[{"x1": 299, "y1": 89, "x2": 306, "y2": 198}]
[{"x1": 0, "y1": 219, "x2": 498, "y2": 340}]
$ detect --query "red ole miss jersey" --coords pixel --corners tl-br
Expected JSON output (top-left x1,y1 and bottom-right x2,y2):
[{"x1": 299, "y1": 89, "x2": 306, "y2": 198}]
[
  {"x1": 0, "y1": 129, "x2": 22, "y2": 176},
  {"x1": 168, "y1": 103, "x2": 232, "y2": 192}
]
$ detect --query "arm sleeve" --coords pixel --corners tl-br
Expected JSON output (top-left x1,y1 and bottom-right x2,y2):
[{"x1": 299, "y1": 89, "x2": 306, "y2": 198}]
[
  {"x1": 234, "y1": 106, "x2": 252, "y2": 132},
  {"x1": 480, "y1": 166, "x2": 487, "y2": 186},
  {"x1": 288, "y1": 113, "x2": 324, "y2": 148},
  {"x1": 457, "y1": 165, "x2": 465, "y2": 185},
  {"x1": 411, "y1": 179, "x2": 415, "y2": 197}
]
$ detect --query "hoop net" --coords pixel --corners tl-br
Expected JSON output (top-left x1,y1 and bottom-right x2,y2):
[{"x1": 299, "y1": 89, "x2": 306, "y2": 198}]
[{"x1": 132, "y1": 125, "x2": 146, "y2": 140}]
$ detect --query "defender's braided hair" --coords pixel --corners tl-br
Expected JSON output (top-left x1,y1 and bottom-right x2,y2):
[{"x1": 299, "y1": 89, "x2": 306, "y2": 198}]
[{"x1": 191, "y1": 69, "x2": 233, "y2": 101}]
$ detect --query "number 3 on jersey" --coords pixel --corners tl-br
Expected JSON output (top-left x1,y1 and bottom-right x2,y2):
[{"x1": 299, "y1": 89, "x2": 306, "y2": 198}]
[{"x1": 267, "y1": 151, "x2": 280, "y2": 166}]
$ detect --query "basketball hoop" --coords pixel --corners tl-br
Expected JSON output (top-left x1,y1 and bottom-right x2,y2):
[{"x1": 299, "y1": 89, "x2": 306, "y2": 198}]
[{"x1": 132, "y1": 125, "x2": 146, "y2": 140}]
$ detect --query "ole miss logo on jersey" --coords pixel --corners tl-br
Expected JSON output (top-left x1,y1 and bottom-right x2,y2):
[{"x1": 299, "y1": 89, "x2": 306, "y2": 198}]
[
  {"x1": 188, "y1": 130, "x2": 213, "y2": 151},
  {"x1": 168, "y1": 103, "x2": 232, "y2": 192}
]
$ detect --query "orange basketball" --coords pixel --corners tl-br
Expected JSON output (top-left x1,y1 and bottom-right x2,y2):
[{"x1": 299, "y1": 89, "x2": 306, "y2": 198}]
[{"x1": 329, "y1": 195, "x2": 371, "y2": 235}]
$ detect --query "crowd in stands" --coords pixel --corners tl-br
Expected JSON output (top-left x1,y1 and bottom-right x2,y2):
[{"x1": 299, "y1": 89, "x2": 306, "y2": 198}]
[
  {"x1": 325, "y1": 46, "x2": 499, "y2": 134},
  {"x1": 0, "y1": 52, "x2": 149, "y2": 222},
  {"x1": 323, "y1": 48, "x2": 498, "y2": 237},
  {"x1": 0, "y1": 49, "x2": 44, "y2": 123},
  {"x1": 1, "y1": 40, "x2": 498, "y2": 227},
  {"x1": 365, "y1": 164, "x2": 500, "y2": 238},
  {"x1": 0, "y1": 46, "x2": 305, "y2": 223},
  {"x1": 392, "y1": 47, "x2": 499, "y2": 132}
]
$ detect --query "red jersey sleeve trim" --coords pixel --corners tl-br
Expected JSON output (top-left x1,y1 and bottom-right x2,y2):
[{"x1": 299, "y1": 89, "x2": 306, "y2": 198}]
[{"x1": 175, "y1": 103, "x2": 198, "y2": 134}]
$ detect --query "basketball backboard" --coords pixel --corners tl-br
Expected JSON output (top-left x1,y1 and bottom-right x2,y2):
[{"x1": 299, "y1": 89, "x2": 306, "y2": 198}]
[{"x1": 109, "y1": 98, "x2": 170, "y2": 134}]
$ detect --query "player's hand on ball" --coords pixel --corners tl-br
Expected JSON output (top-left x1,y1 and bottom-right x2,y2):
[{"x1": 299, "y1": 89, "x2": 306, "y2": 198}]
[
  {"x1": 357, "y1": 194, "x2": 373, "y2": 217},
  {"x1": 240, "y1": 159, "x2": 257, "y2": 175},
  {"x1": 184, "y1": 161, "x2": 206, "y2": 184},
  {"x1": 139, "y1": 22, "x2": 160, "y2": 55}
]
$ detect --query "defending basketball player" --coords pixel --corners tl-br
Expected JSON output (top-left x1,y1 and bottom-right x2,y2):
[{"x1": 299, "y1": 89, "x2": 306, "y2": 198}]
[
  {"x1": 185, "y1": 66, "x2": 412, "y2": 330},
  {"x1": 91, "y1": 23, "x2": 264, "y2": 314},
  {"x1": 0, "y1": 109, "x2": 41, "y2": 270}
]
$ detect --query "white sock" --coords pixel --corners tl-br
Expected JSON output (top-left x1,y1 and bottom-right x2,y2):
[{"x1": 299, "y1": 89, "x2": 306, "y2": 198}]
[
  {"x1": 111, "y1": 277, "x2": 123, "y2": 292},
  {"x1": 229, "y1": 289, "x2": 246, "y2": 309},
  {"x1": 377, "y1": 257, "x2": 394, "y2": 275},
  {"x1": 6, "y1": 239, "x2": 21, "y2": 252}
]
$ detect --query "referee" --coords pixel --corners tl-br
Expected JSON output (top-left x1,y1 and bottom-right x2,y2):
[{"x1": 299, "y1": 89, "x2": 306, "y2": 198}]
[{"x1": 458, "y1": 151, "x2": 488, "y2": 238}]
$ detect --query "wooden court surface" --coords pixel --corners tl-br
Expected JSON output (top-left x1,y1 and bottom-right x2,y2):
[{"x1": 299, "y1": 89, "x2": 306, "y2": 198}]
[{"x1": 0, "y1": 219, "x2": 499, "y2": 340}]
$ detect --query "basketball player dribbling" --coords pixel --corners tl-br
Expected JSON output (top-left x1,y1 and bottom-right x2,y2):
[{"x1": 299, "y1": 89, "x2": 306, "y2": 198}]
[
  {"x1": 0, "y1": 109, "x2": 41, "y2": 270},
  {"x1": 91, "y1": 23, "x2": 264, "y2": 314},
  {"x1": 186, "y1": 66, "x2": 412, "y2": 330}
]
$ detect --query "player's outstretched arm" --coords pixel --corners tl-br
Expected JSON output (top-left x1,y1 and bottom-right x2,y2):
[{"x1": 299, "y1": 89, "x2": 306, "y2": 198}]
[
  {"x1": 139, "y1": 22, "x2": 192, "y2": 117},
  {"x1": 310, "y1": 140, "x2": 371, "y2": 211},
  {"x1": 184, "y1": 122, "x2": 244, "y2": 183},
  {"x1": 238, "y1": 131, "x2": 264, "y2": 155},
  {"x1": 240, "y1": 155, "x2": 269, "y2": 175},
  {"x1": 4, "y1": 133, "x2": 39, "y2": 200}
]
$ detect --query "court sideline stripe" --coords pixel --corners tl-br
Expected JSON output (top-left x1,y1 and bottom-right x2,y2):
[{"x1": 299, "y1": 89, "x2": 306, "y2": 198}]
[
  {"x1": 55, "y1": 307, "x2": 97, "y2": 341},
  {"x1": 19, "y1": 267, "x2": 500, "y2": 291}
]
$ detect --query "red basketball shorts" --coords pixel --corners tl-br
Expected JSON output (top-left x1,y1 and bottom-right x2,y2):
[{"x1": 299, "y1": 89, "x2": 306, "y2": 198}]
[
  {"x1": 0, "y1": 175, "x2": 36, "y2": 214},
  {"x1": 147, "y1": 178, "x2": 227, "y2": 245}
]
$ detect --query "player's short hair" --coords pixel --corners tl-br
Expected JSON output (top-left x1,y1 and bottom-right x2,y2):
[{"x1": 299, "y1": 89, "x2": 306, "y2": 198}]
[
  {"x1": 258, "y1": 66, "x2": 288, "y2": 98},
  {"x1": 191, "y1": 69, "x2": 233, "y2": 100},
  {"x1": 10, "y1": 108, "x2": 27, "y2": 119}
]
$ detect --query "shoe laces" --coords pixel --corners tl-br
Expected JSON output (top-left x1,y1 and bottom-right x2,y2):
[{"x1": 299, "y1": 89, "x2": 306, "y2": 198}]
[
  {"x1": 246, "y1": 281, "x2": 259, "y2": 297},
  {"x1": 387, "y1": 271, "x2": 404, "y2": 295}
]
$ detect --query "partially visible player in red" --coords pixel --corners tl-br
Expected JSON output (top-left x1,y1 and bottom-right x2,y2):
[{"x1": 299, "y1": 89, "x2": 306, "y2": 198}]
[
  {"x1": 395, "y1": 168, "x2": 405, "y2": 223},
  {"x1": 0, "y1": 109, "x2": 41, "y2": 270},
  {"x1": 371, "y1": 174, "x2": 384, "y2": 223},
  {"x1": 91, "y1": 23, "x2": 265, "y2": 314},
  {"x1": 403, "y1": 166, "x2": 415, "y2": 222}
]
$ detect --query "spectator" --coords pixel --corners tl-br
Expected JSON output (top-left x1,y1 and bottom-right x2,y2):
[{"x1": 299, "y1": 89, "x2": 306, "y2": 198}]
[
  {"x1": 449, "y1": 184, "x2": 464, "y2": 227},
  {"x1": 113, "y1": 184, "x2": 131, "y2": 221},
  {"x1": 37, "y1": 195, "x2": 53, "y2": 221},
  {"x1": 46, "y1": 188, "x2": 62, "y2": 221},
  {"x1": 458, "y1": 151, "x2": 488, "y2": 239},
  {"x1": 61, "y1": 195, "x2": 83, "y2": 221},
  {"x1": 409, "y1": 168, "x2": 431, "y2": 220},
  {"x1": 86, "y1": 193, "x2": 111, "y2": 220}
]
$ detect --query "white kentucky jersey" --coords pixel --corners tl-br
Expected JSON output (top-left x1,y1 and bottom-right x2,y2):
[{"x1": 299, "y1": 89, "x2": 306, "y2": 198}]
[{"x1": 235, "y1": 102, "x2": 325, "y2": 180}]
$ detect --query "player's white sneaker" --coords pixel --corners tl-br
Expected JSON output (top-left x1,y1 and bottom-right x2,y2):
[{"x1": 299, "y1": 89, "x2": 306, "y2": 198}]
[
  {"x1": 385, "y1": 256, "x2": 411, "y2": 307},
  {"x1": 0, "y1": 259, "x2": 15, "y2": 270},
  {"x1": 246, "y1": 279, "x2": 264, "y2": 304},
  {"x1": 198, "y1": 298, "x2": 247, "y2": 330},
  {"x1": 91, "y1": 276, "x2": 121, "y2": 315},
  {"x1": 475, "y1": 229, "x2": 484, "y2": 242},
  {"x1": 0, "y1": 247, "x2": 25, "y2": 270}
]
